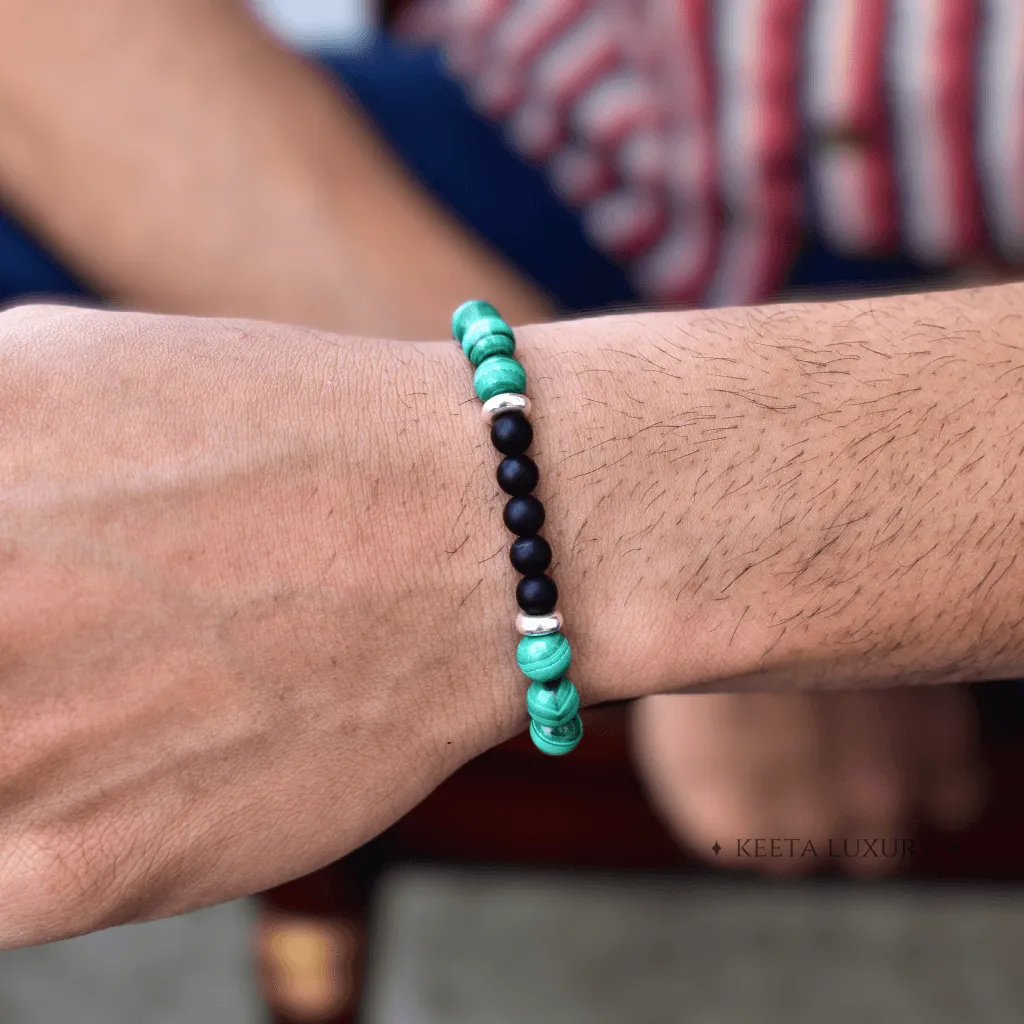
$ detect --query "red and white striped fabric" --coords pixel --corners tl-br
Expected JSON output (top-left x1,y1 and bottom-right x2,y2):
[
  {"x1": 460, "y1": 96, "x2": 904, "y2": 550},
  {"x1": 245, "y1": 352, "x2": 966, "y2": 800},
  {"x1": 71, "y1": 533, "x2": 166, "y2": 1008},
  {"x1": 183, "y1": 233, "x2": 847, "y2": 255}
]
[
  {"x1": 398, "y1": 0, "x2": 1019, "y2": 306},
  {"x1": 804, "y1": 0, "x2": 896, "y2": 255},
  {"x1": 978, "y1": 0, "x2": 1024, "y2": 262}
]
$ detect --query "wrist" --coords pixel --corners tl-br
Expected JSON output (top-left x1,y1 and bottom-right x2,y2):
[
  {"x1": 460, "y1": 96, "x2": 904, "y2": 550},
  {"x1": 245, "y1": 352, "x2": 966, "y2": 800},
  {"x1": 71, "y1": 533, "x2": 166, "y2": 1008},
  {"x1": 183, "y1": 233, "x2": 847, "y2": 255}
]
[
  {"x1": 375, "y1": 316, "x2": 757, "y2": 718},
  {"x1": 391, "y1": 320, "x2": 712, "y2": 714},
  {"x1": 315, "y1": 321, "x2": 669, "y2": 756}
]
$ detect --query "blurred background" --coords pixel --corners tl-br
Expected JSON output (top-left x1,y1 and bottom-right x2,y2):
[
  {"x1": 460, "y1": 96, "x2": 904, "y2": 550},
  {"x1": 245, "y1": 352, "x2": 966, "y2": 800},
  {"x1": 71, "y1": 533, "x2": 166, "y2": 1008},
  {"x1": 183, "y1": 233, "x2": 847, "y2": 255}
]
[
  {"x1": 250, "y1": 0, "x2": 370, "y2": 48},
  {"x1": 3, "y1": 0, "x2": 1024, "y2": 1021}
]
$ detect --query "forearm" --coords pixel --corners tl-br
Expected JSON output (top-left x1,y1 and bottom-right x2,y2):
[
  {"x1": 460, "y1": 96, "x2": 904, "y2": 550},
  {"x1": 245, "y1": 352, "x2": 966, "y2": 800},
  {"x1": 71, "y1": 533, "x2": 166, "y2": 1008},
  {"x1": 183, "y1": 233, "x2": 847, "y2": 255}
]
[
  {"x1": 462, "y1": 283, "x2": 1024, "y2": 703},
  {"x1": 0, "y1": 0, "x2": 547, "y2": 336}
]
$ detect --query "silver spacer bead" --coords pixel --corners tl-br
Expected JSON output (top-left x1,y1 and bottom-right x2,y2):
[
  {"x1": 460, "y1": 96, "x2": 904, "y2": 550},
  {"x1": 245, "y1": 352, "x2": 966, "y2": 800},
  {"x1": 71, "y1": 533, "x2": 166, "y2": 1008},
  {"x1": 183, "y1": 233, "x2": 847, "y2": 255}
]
[
  {"x1": 515, "y1": 610, "x2": 563, "y2": 636},
  {"x1": 481, "y1": 393, "x2": 532, "y2": 424}
]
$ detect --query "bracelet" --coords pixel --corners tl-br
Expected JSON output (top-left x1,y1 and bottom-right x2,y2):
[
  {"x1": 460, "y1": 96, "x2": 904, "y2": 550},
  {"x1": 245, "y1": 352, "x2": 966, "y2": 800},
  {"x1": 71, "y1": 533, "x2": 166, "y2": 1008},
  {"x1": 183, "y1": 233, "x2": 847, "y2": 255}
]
[{"x1": 452, "y1": 300, "x2": 584, "y2": 756}]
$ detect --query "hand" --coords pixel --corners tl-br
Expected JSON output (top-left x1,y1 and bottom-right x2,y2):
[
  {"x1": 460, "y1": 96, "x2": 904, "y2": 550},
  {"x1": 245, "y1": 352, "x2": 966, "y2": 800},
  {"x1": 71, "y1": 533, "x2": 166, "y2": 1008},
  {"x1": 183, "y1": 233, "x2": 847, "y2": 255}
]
[
  {"x1": 0, "y1": 305, "x2": 521, "y2": 949},
  {"x1": 631, "y1": 688, "x2": 985, "y2": 875}
]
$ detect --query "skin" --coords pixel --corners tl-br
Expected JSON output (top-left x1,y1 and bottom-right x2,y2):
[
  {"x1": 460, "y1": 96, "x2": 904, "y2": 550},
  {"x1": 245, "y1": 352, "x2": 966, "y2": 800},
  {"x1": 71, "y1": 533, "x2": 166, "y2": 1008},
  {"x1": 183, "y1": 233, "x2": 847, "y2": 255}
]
[
  {"x1": 632, "y1": 688, "x2": 982, "y2": 876},
  {"x1": 0, "y1": 282, "x2": 1022, "y2": 948},
  {"x1": 0, "y1": 0, "x2": 985, "y2": 930},
  {"x1": 0, "y1": 0, "x2": 547, "y2": 336}
]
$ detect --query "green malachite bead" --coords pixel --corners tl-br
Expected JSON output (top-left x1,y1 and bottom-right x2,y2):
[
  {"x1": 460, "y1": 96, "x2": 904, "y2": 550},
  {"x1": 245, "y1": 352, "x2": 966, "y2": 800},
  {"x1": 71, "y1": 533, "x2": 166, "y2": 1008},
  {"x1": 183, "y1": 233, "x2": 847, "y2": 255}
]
[
  {"x1": 468, "y1": 332, "x2": 516, "y2": 365},
  {"x1": 526, "y1": 677, "x2": 579, "y2": 728},
  {"x1": 530, "y1": 714, "x2": 584, "y2": 756},
  {"x1": 516, "y1": 630, "x2": 571, "y2": 683},
  {"x1": 452, "y1": 300, "x2": 501, "y2": 344},
  {"x1": 462, "y1": 317, "x2": 515, "y2": 363},
  {"x1": 474, "y1": 355, "x2": 527, "y2": 402}
]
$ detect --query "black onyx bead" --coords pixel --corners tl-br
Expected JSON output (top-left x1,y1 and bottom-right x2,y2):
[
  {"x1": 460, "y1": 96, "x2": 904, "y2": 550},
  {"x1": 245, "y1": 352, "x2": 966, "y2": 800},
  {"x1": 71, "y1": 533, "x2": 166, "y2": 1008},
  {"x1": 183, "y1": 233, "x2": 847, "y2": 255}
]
[
  {"x1": 503, "y1": 495, "x2": 545, "y2": 536},
  {"x1": 510, "y1": 535, "x2": 552, "y2": 575},
  {"x1": 491, "y1": 411, "x2": 533, "y2": 455},
  {"x1": 497, "y1": 454, "x2": 539, "y2": 496},
  {"x1": 517, "y1": 575, "x2": 558, "y2": 615}
]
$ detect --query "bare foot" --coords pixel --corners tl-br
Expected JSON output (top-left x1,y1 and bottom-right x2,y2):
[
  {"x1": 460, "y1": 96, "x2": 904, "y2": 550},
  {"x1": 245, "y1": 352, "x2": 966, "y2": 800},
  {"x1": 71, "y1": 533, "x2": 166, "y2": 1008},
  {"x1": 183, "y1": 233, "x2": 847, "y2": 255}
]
[{"x1": 630, "y1": 687, "x2": 985, "y2": 876}]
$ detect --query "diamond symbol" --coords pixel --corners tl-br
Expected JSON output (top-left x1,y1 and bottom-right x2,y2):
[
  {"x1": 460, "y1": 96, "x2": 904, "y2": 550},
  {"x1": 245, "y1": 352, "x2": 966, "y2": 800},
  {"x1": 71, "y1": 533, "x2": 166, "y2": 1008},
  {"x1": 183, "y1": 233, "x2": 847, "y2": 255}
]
[{"x1": 711, "y1": 842, "x2": 721, "y2": 856}]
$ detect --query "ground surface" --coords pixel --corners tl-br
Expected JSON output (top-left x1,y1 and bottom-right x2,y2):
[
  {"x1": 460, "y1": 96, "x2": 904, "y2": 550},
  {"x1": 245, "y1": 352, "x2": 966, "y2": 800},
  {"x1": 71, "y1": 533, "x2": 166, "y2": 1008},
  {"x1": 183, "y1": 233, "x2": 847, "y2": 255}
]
[{"x1": 3, "y1": 871, "x2": 1023, "y2": 1024}]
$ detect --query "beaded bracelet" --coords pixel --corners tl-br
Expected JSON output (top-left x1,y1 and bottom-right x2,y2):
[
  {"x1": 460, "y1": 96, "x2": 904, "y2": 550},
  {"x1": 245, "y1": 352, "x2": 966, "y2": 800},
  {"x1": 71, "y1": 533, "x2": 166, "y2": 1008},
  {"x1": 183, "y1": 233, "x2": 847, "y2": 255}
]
[{"x1": 452, "y1": 300, "x2": 584, "y2": 756}]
